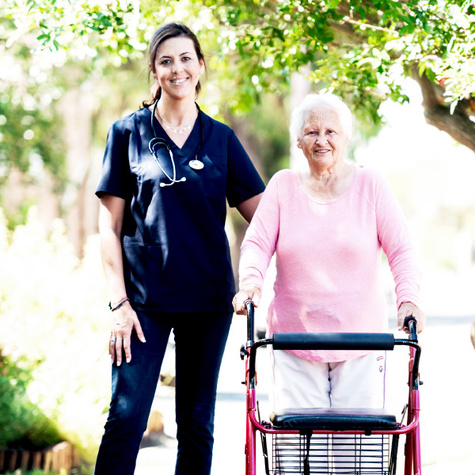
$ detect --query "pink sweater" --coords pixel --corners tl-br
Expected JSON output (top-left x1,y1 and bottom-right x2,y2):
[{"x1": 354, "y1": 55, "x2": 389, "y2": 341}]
[{"x1": 239, "y1": 167, "x2": 422, "y2": 362}]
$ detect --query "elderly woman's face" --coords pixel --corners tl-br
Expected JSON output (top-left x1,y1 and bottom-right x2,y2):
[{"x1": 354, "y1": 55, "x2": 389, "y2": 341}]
[{"x1": 297, "y1": 105, "x2": 349, "y2": 171}]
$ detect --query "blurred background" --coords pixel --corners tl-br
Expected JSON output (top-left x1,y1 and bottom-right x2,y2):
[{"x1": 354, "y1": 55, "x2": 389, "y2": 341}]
[{"x1": 1, "y1": 1, "x2": 475, "y2": 474}]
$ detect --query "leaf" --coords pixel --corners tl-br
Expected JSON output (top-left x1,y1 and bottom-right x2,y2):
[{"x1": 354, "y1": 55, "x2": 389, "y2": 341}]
[{"x1": 425, "y1": 67, "x2": 437, "y2": 82}]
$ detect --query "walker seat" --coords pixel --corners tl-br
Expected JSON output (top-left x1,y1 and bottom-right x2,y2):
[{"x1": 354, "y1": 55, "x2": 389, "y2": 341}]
[{"x1": 270, "y1": 408, "x2": 399, "y2": 433}]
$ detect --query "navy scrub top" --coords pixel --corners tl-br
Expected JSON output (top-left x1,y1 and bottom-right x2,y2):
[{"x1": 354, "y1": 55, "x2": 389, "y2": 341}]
[{"x1": 96, "y1": 107, "x2": 265, "y2": 313}]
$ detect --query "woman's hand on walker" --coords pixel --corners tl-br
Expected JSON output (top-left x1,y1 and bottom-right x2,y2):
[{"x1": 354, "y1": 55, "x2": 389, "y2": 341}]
[
  {"x1": 397, "y1": 301, "x2": 426, "y2": 334},
  {"x1": 109, "y1": 302, "x2": 146, "y2": 365},
  {"x1": 233, "y1": 286, "x2": 262, "y2": 315}
]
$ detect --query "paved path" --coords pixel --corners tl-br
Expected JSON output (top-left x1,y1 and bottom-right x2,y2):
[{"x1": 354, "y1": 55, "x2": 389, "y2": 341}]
[{"x1": 136, "y1": 316, "x2": 475, "y2": 474}]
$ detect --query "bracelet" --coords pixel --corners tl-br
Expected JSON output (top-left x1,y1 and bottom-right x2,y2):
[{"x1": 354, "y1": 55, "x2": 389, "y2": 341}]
[{"x1": 109, "y1": 297, "x2": 129, "y2": 312}]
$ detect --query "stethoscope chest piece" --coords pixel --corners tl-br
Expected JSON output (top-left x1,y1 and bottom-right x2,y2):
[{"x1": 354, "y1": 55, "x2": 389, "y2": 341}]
[{"x1": 189, "y1": 159, "x2": 204, "y2": 171}]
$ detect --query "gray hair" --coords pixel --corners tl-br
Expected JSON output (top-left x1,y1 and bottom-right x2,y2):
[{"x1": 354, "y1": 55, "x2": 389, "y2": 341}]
[{"x1": 289, "y1": 93, "x2": 353, "y2": 141}]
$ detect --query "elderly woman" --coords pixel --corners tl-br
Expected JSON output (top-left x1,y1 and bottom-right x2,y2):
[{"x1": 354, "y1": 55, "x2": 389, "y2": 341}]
[{"x1": 233, "y1": 93, "x2": 425, "y2": 411}]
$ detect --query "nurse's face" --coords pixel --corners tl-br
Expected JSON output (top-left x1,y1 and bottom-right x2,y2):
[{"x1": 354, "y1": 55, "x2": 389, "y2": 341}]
[{"x1": 152, "y1": 36, "x2": 205, "y2": 101}]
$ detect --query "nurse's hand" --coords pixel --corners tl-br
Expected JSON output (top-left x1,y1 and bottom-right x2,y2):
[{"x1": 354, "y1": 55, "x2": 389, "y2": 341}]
[
  {"x1": 233, "y1": 286, "x2": 261, "y2": 315},
  {"x1": 109, "y1": 301, "x2": 146, "y2": 366}
]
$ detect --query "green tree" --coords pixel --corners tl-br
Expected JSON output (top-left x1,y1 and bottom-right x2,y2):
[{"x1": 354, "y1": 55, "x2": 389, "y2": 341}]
[
  {"x1": 0, "y1": 17, "x2": 67, "y2": 195},
  {"x1": 201, "y1": 0, "x2": 475, "y2": 150},
  {"x1": 3, "y1": 0, "x2": 475, "y2": 151}
]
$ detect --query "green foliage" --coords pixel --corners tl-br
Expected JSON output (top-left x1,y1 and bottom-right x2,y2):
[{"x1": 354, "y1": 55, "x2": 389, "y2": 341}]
[
  {"x1": 226, "y1": 95, "x2": 290, "y2": 179},
  {"x1": 0, "y1": 0, "x2": 212, "y2": 196},
  {"x1": 2, "y1": 471, "x2": 91, "y2": 475},
  {"x1": 200, "y1": 0, "x2": 475, "y2": 130},
  {"x1": 4, "y1": 472, "x2": 56, "y2": 475},
  {"x1": 0, "y1": 348, "x2": 61, "y2": 450},
  {"x1": 2, "y1": 0, "x2": 475, "y2": 191},
  {"x1": 0, "y1": 208, "x2": 111, "y2": 462},
  {"x1": 2, "y1": 0, "x2": 147, "y2": 62},
  {"x1": 0, "y1": 16, "x2": 67, "y2": 194},
  {"x1": 0, "y1": 88, "x2": 67, "y2": 192},
  {"x1": 5, "y1": 0, "x2": 474, "y2": 143},
  {"x1": 3, "y1": 463, "x2": 93, "y2": 475}
]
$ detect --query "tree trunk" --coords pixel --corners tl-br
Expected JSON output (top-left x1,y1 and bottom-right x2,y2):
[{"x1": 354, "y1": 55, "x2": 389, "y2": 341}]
[
  {"x1": 58, "y1": 86, "x2": 98, "y2": 257},
  {"x1": 411, "y1": 65, "x2": 475, "y2": 153}
]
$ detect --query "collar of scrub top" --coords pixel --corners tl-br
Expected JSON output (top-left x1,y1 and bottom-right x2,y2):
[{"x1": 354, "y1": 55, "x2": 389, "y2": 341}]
[{"x1": 149, "y1": 100, "x2": 205, "y2": 188}]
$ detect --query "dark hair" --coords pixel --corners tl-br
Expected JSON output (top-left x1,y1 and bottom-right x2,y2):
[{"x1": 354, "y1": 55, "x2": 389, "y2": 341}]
[{"x1": 142, "y1": 22, "x2": 206, "y2": 108}]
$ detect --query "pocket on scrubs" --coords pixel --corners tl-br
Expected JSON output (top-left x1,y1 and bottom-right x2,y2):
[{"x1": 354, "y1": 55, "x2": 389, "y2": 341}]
[{"x1": 123, "y1": 243, "x2": 164, "y2": 307}]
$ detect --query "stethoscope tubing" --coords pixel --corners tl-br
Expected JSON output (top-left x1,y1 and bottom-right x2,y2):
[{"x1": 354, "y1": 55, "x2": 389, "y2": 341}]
[{"x1": 149, "y1": 100, "x2": 205, "y2": 187}]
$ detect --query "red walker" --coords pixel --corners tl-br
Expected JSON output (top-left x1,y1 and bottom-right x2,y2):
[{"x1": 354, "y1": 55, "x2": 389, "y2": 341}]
[{"x1": 241, "y1": 301, "x2": 422, "y2": 475}]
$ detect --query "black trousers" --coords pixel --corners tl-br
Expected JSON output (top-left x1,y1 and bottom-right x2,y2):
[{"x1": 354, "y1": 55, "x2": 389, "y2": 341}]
[{"x1": 94, "y1": 309, "x2": 233, "y2": 475}]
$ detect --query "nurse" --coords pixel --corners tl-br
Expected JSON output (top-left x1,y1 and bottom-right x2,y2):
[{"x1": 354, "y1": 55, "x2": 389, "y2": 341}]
[{"x1": 94, "y1": 22, "x2": 265, "y2": 475}]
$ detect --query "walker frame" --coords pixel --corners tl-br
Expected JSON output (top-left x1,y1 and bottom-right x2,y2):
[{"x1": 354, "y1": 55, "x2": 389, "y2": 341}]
[{"x1": 241, "y1": 301, "x2": 422, "y2": 475}]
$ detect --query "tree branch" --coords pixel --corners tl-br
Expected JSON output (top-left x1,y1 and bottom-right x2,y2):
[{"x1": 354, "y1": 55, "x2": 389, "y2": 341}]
[{"x1": 411, "y1": 64, "x2": 475, "y2": 153}]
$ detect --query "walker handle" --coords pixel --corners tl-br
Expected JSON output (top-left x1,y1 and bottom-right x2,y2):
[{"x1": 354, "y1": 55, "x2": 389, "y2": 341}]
[
  {"x1": 272, "y1": 332, "x2": 395, "y2": 351},
  {"x1": 403, "y1": 316, "x2": 418, "y2": 341},
  {"x1": 245, "y1": 299, "x2": 255, "y2": 346}
]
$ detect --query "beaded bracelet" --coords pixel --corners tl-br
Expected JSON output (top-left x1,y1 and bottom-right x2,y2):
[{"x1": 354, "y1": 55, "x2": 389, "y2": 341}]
[{"x1": 109, "y1": 297, "x2": 129, "y2": 312}]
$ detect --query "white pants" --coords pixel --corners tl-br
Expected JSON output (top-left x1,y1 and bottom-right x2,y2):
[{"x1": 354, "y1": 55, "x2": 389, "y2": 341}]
[
  {"x1": 271, "y1": 351, "x2": 388, "y2": 474},
  {"x1": 271, "y1": 350, "x2": 387, "y2": 410}
]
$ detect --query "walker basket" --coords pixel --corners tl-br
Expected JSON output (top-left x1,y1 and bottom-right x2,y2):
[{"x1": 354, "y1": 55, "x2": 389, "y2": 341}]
[{"x1": 272, "y1": 432, "x2": 393, "y2": 474}]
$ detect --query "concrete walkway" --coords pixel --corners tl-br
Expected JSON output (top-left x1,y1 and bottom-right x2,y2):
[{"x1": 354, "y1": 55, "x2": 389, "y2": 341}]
[{"x1": 135, "y1": 315, "x2": 475, "y2": 475}]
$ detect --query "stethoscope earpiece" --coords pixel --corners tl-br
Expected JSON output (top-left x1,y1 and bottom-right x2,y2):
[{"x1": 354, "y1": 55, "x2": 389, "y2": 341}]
[{"x1": 149, "y1": 101, "x2": 205, "y2": 187}]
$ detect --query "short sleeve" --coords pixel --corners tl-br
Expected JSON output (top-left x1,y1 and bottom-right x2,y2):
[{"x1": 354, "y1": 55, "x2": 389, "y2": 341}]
[
  {"x1": 95, "y1": 121, "x2": 131, "y2": 199},
  {"x1": 225, "y1": 131, "x2": 265, "y2": 207}
]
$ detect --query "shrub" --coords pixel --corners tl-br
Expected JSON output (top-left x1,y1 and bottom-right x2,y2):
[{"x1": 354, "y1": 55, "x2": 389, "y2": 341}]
[
  {"x1": 0, "y1": 349, "x2": 61, "y2": 449},
  {"x1": 0, "y1": 207, "x2": 111, "y2": 462}
]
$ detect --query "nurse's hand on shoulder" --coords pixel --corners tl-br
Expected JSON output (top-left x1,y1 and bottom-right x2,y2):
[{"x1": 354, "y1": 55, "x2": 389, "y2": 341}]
[
  {"x1": 109, "y1": 302, "x2": 146, "y2": 366},
  {"x1": 233, "y1": 286, "x2": 262, "y2": 315},
  {"x1": 397, "y1": 301, "x2": 426, "y2": 334}
]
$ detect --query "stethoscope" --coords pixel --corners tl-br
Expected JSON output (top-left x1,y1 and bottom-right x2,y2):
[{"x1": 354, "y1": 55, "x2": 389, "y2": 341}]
[{"x1": 149, "y1": 100, "x2": 205, "y2": 187}]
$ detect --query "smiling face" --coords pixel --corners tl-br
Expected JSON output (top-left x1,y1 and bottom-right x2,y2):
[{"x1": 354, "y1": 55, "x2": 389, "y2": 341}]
[
  {"x1": 152, "y1": 36, "x2": 205, "y2": 101},
  {"x1": 297, "y1": 105, "x2": 350, "y2": 173}
]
